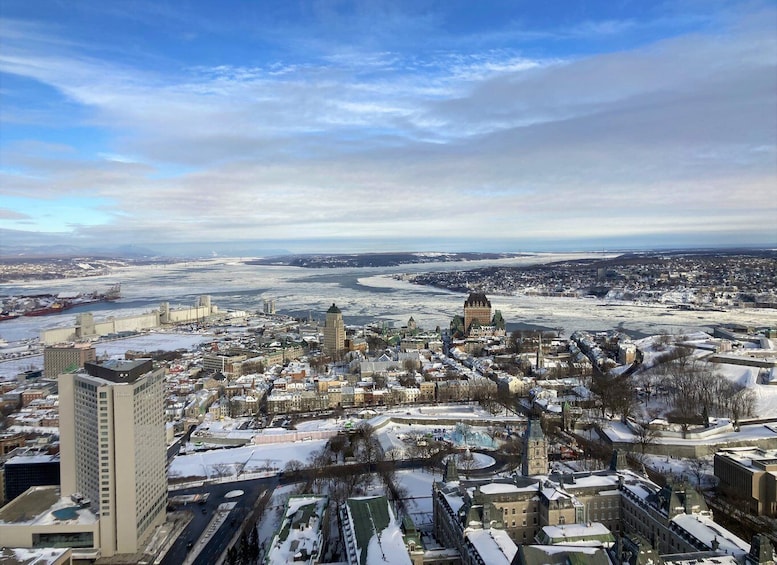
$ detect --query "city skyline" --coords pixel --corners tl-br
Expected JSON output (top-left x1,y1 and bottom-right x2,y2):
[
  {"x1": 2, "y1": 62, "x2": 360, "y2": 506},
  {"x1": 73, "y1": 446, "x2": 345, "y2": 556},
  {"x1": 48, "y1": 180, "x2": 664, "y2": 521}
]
[{"x1": 1, "y1": 1, "x2": 776, "y2": 256}]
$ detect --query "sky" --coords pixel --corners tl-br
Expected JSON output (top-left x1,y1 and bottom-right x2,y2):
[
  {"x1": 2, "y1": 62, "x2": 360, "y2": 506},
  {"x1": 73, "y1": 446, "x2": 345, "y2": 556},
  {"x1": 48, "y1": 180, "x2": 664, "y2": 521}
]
[{"x1": 1, "y1": 0, "x2": 776, "y2": 257}]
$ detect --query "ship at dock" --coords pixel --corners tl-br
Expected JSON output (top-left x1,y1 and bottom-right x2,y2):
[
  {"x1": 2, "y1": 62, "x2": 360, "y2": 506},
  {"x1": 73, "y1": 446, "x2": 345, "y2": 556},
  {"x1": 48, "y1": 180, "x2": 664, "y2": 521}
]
[{"x1": 1, "y1": 283, "x2": 121, "y2": 319}]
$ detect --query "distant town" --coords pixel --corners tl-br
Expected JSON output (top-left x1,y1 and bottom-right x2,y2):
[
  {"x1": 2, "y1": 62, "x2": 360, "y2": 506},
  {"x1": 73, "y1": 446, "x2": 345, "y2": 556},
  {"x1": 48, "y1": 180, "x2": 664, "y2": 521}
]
[
  {"x1": 404, "y1": 249, "x2": 777, "y2": 310},
  {"x1": 0, "y1": 251, "x2": 775, "y2": 565}
]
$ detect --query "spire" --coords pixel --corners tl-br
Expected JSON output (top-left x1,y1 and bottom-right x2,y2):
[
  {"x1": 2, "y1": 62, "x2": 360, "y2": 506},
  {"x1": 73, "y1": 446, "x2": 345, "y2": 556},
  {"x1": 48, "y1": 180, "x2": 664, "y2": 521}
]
[
  {"x1": 536, "y1": 333, "x2": 544, "y2": 369},
  {"x1": 443, "y1": 457, "x2": 459, "y2": 483}
]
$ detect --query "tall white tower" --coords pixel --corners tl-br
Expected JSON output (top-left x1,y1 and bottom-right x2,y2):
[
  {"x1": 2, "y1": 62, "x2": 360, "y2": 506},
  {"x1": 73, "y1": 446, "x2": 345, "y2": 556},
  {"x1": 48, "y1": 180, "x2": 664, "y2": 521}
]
[{"x1": 58, "y1": 359, "x2": 167, "y2": 557}]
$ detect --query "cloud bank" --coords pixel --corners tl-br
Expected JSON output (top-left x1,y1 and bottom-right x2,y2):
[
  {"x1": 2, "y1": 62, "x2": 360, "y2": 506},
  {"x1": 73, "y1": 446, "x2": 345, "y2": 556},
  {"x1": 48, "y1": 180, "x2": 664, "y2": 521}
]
[{"x1": 0, "y1": 1, "x2": 775, "y2": 255}]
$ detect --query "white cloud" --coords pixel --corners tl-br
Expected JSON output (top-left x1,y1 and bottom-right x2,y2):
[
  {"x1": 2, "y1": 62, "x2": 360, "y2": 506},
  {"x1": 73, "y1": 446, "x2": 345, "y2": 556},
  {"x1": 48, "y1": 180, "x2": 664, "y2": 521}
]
[{"x1": 0, "y1": 4, "x2": 775, "y2": 252}]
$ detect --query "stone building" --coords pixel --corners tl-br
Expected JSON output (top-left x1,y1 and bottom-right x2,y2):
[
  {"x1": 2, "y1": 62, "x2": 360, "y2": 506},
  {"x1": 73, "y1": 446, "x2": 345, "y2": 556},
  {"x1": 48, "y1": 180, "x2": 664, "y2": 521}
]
[{"x1": 522, "y1": 419, "x2": 548, "y2": 477}]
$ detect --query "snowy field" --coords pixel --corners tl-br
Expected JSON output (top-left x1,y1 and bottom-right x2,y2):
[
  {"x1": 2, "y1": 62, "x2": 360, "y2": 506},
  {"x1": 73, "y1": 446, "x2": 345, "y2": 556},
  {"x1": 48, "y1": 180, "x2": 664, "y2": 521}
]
[
  {"x1": 169, "y1": 439, "x2": 328, "y2": 482},
  {"x1": 633, "y1": 333, "x2": 777, "y2": 418},
  {"x1": 169, "y1": 404, "x2": 511, "y2": 484}
]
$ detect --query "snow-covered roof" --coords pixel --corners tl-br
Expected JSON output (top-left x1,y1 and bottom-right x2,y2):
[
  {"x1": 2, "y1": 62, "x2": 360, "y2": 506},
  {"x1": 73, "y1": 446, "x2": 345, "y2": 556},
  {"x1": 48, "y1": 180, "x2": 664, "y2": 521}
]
[
  {"x1": 266, "y1": 495, "x2": 328, "y2": 565},
  {"x1": 342, "y1": 496, "x2": 411, "y2": 565},
  {"x1": 670, "y1": 513, "x2": 750, "y2": 556},
  {"x1": 465, "y1": 528, "x2": 517, "y2": 565},
  {"x1": 0, "y1": 486, "x2": 98, "y2": 527},
  {"x1": 0, "y1": 547, "x2": 72, "y2": 565},
  {"x1": 480, "y1": 482, "x2": 537, "y2": 495}
]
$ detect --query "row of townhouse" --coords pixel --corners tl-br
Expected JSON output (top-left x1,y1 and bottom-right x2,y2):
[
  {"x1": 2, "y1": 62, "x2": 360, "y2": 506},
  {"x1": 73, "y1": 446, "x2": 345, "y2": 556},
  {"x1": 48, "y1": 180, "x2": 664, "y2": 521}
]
[{"x1": 265, "y1": 378, "x2": 496, "y2": 415}]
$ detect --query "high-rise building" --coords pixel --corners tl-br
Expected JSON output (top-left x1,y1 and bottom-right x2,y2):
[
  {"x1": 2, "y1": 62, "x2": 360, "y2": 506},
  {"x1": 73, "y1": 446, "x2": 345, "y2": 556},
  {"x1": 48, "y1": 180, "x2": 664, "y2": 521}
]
[
  {"x1": 323, "y1": 303, "x2": 345, "y2": 357},
  {"x1": 58, "y1": 359, "x2": 167, "y2": 556},
  {"x1": 43, "y1": 343, "x2": 96, "y2": 378},
  {"x1": 463, "y1": 293, "x2": 491, "y2": 335}
]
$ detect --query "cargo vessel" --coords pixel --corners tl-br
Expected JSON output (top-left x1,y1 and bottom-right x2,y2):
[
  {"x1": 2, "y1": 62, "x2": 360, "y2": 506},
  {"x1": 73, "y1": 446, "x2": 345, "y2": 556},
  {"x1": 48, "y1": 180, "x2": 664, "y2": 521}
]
[{"x1": 0, "y1": 283, "x2": 121, "y2": 320}]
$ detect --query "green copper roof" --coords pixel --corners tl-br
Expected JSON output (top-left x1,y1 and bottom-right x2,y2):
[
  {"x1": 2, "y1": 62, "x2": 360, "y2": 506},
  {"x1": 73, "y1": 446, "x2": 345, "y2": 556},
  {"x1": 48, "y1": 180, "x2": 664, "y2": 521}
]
[
  {"x1": 327, "y1": 303, "x2": 342, "y2": 314},
  {"x1": 346, "y1": 496, "x2": 391, "y2": 564}
]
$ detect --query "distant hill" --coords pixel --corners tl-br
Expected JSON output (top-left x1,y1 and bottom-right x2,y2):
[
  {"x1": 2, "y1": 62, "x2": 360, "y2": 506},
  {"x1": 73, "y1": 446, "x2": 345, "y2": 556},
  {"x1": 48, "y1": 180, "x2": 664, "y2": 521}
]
[{"x1": 248, "y1": 251, "x2": 526, "y2": 268}]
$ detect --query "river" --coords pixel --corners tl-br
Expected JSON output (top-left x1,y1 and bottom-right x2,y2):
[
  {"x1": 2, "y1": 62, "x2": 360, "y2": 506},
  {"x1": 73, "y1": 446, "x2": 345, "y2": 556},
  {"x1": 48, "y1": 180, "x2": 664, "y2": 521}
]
[{"x1": 1, "y1": 254, "x2": 775, "y2": 345}]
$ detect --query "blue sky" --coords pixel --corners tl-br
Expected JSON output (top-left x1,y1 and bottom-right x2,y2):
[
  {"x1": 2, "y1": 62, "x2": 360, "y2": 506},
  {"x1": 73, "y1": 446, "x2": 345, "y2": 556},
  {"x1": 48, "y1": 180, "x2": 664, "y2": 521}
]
[{"x1": 1, "y1": 0, "x2": 775, "y2": 256}]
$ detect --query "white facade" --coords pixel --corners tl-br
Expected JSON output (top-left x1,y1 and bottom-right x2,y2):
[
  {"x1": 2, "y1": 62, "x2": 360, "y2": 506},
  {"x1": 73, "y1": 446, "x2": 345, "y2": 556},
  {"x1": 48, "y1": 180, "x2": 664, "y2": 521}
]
[{"x1": 59, "y1": 361, "x2": 167, "y2": 557}]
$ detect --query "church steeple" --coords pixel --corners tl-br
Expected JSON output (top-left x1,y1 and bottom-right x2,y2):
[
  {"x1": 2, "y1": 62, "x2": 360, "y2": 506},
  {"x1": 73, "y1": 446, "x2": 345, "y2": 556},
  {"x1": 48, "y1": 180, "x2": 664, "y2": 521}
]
[{"x1": 536, "y1": 333, "x2": 544, "y2": 370}]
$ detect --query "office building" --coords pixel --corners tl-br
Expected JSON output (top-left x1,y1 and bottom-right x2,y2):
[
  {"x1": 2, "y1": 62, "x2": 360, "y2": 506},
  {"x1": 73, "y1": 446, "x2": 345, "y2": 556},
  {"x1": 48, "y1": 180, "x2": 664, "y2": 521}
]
[
  {"x1": 715, "y1": 447, "x2": 777, "y2": 517},
  {"x1": 324, "y1": 303, "x2": 345, "y2": 357},
  {"x1": 43, "y1": 344, "x2": 96, "y2": 378},
  {"x1": 3, "y1": 450, "x2": 60, "y2": 502}
]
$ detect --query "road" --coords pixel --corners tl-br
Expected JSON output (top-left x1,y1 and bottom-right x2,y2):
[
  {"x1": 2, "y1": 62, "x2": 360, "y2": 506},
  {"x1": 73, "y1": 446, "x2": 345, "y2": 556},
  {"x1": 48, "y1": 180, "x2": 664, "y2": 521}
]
[
  {"x1": 160, "y1": 452, "x2": 518, "y2": 565},
  {"x1": 167, "y1": 425, "x2": 197, "y2": 464},
  {"x1": 160, "y1": 476, "x2": 278, "y2": 565}
]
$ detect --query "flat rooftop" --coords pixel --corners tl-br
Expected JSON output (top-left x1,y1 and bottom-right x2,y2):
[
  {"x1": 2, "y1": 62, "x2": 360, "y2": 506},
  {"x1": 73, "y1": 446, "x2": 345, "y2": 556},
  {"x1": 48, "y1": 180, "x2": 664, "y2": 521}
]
[
  {"x1": 0, "y1": 547, "x2": 71, "y2": 565},
  {"x1": 0, "y1": 486, "x2": 98, "y2": 526}
]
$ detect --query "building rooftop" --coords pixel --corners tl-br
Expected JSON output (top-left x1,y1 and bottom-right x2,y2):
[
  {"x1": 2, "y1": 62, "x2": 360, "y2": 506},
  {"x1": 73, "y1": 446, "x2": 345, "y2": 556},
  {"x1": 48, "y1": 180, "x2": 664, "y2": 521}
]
[
  {"x1": 326, "y1": 303, "x2": 341, "y2": 314},
  {"x1": 0, "y1": 486, "x2": 98, "y2": 527},
  {"x1": 266, "y1": 495, "x2": 328, "y2": 565},
  {"x1": 517, "y1": 544, "x2": 612, "y2": 565},
  {"x1": 343, "y1": 495, "x2": 410, "y2": 565},
  {"x1": 83, "y1": 358, "x2": 153, "y2": 384},
  {"x1": 537, "y1": 522, "x2": 615, "y2": 547},
  {"x1": 465, "y1": 528, "x2": 516, "y2": 565},
  {"x1": 670, "y1": 513, "x2": 750, "y2": 557},
  {"x1": 0, "y1": 547, "x2": 71, "y2": 565},
  {"x1": 716, "y1": 446, "x2": 777, "y2": 471}
]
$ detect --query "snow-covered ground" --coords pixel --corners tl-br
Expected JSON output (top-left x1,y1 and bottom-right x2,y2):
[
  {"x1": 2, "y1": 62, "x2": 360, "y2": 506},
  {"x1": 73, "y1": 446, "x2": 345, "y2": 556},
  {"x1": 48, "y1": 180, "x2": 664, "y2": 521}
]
[
  {"x1": 641, "y1": 454, "x2": 714, "y2": 487},
  {"x1": 633, "y1": 332, "x2": 777, "y2": 418},
  {"x1": 169, "y1": 440, "x2": 328, "y2": 482},
  {"x1": 170, "y1": 406, "x2": 509, "y2": 484}
]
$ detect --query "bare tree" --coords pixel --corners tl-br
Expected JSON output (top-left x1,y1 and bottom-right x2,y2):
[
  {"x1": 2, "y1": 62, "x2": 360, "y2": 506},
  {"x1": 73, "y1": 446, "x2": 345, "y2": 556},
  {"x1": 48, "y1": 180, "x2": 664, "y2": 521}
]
[
  {"x1": 633, "y1": 422, "x2": 660, "y2": 462},
  {"x1": 284, "y1": 459, "x2": 304, "y2": 473},
  {"x1": 688, "y1": 458, "x2": 709, "y2": 487},
  {"x1": 211, "y1": 463, "x2": 235, "y2": 479},
  {"x1": 730, "y1": 385, "x2": 756, "y2": 425}
]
